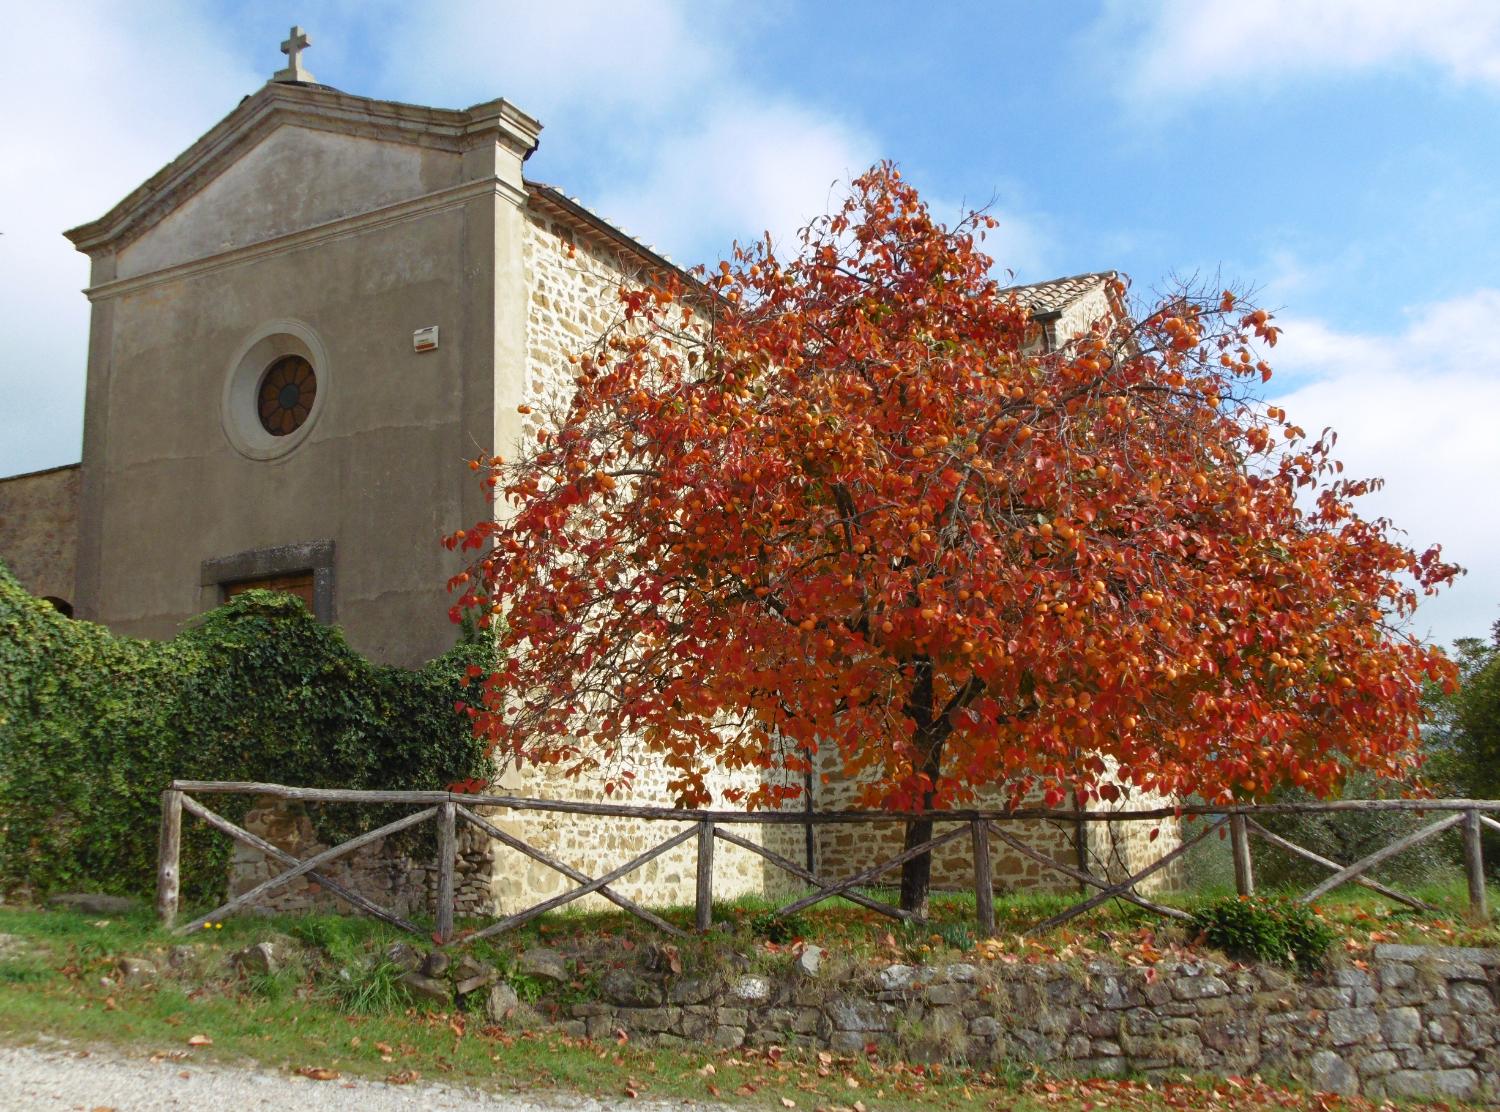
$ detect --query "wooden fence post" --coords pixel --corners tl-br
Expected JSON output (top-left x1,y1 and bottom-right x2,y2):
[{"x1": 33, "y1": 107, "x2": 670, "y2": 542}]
[
  {"x1": 157, "y1": 789, "x2": 183, "y2": 927},
  {"x1": 971, "y1": 819, "x2": 995, "y2": 937},
  {"x1": 435, "y1": 802, "x2": 457, "y2": 944},
  {"x1": 1463, "y1": 808, "x2": 1488, "y2": 922},
  {"x1": 696, "y1": 820, "x2": 716, "y2": 931},
  {"x1": 1230, "y1": 812, "x2": 1255, "y2": 897}
]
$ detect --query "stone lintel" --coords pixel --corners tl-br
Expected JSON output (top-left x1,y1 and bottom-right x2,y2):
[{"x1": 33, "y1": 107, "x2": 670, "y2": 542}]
[{"x1": 199, "y1": 539, "x2": 335, "y2": 624}]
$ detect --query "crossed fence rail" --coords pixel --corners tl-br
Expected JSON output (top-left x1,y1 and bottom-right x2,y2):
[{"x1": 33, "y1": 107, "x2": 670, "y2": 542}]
[{"x1": 156, "y1": 781, "x2": 1500, "y2": 945}]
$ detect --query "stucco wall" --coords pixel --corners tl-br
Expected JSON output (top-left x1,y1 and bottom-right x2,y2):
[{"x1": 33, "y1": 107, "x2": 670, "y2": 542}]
[
  {"x1": 116, "y1": 126, "x2": 463, "y2": 280},
  {"x1": 83, "y1": 203, "x2": 486, "y2": 661},
  {"x1": 0, "y1": 463, "x2": 80, "y2": 608},
  {"x1": 72, "y1": 121, "x2": 520, "y2": 665}
]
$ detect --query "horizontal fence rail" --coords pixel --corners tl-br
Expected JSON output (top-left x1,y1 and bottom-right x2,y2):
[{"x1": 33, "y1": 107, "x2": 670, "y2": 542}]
[{"x1": 158, "y1": 781, "x2": 1500, "y2": 945}]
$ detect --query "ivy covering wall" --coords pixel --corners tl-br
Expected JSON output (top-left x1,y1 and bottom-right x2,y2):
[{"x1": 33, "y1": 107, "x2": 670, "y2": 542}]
[{"x1": 0, "y1": 561, "x2": 491, "y2": 905}]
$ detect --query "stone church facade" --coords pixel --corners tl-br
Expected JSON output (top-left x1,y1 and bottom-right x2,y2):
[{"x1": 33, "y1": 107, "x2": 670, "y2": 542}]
[{"x1": 0, "y1": 49, "x2": 1177, "y2": 915}]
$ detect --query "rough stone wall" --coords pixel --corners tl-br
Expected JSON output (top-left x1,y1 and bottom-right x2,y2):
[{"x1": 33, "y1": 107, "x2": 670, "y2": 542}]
[
  {"x1": 522, "y1": 207, "x2": 636, "y2": 438},
  {"x1": 509, "y1": 205, "x2": 803, "y2": 912},
  {"x1": 1049, "y1": 283, "x2": 1114, "y2": 349},
  {"x1": 226, "y1": 781, "x2": 804, "y2": 920},
  {"x1": 0, "y1": 463, "x2": 80, "y2": 609},
  {"x1": 229, "y1": 797, "x2": 495, "y2": 917},
  {"x1": 1085, "y1": 793, "x2": 1188, "y2": 891},
  {"x1": 810, "y1": 749, "x2": 1184, "y2": 896},
  {"x1": 483, "y1": 762, "x2": 805, "y2": 915},
  {"x1": 551, "y1": 944, "x2": 1500, "y2": 1104}
]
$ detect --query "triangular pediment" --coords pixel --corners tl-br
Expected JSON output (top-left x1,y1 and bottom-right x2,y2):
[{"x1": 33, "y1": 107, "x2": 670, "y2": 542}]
[{"x1": 66, "y1": 83, "x2": 540, "y2": 279}]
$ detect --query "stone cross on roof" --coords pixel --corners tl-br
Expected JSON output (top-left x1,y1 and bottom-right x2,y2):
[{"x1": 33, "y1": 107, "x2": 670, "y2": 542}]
[{"x1": 272, "y1": 25, "x2": 316, "y2": 85}]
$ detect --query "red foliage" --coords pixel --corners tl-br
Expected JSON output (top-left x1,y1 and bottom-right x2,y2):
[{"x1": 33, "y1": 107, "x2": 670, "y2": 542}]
[
  {"x1": 445, "y1": 778, "x2": 491, "y2": 795},
  {"x1": 448, "y1": 163, "x2": 1458, "y2": 815}
]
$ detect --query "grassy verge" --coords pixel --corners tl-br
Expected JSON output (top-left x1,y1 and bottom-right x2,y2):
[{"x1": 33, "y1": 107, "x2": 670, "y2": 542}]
[
  {"x1": 0, "y1": 903, "x2": 1484, "y2": 1112},
  {"x1": 493, "y1": 878, "x2": 1500, "y2": 973}
]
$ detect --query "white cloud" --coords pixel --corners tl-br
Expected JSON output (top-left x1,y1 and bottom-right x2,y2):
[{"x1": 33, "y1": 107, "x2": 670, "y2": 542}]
[
  {"x1": 1270, "y1": 289, "x2": 1500, "y2": 648},
  {"x1": 373, "y1": 0, "x2": 888, "y2": 266},
  {"x1": 374, "y1": 0, "x2": 733, "y2": 120},
  {"x1": 0, "y1": 1, "x2": 258, "y2": 475},
  {"x1": 591, "y1": 99, "x2": 876, "y2": 261},
  {"x1": 1104, "y1": 0, "x2": 1500, "y2": 100},
  {"x1": 373, "y1": 0, "x2": 1051, "y2": 273}
]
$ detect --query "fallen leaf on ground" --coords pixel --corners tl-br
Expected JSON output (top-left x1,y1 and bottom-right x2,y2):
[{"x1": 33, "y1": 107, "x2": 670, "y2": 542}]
[
  {"x1": 296, "y1": 1066, "x2": 340, "y2": 1081},
  {"x1": 386, "y1": 1069, "x2": 421, "y2": 1085}
]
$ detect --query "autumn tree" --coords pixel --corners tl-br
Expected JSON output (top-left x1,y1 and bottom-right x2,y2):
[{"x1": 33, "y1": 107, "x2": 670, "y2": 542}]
[{"x1": 448, "y1": 164, "x2": 1458, "y2": 914}]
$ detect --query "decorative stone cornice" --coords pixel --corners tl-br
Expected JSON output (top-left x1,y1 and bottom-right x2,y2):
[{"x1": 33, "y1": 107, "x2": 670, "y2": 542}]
[
  {"x1": 80, "y1": 177, "x2": 522, "y2": 302},
  {"x1": 64, "y1": 83, "x2": 542, "y2": 258}
]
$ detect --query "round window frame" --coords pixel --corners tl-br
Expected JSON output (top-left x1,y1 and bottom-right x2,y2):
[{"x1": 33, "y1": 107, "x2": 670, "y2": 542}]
[{"x1": 222, "y1": 320, "x2": 330, "y2": 460}]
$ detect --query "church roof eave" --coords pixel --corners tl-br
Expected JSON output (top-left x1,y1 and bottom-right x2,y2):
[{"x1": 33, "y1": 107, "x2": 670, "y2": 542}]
[
  {"x1": 63, "y1": 84, "x2": 542, "y2": 258},
  {"x1": 524, "y1": 181, "x2": 711, "y2": 300}
]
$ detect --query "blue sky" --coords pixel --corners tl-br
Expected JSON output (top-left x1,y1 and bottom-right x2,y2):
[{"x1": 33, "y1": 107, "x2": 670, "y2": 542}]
[{"x1": 1, "y1": 0, "x2": 1496, "y2": 646}]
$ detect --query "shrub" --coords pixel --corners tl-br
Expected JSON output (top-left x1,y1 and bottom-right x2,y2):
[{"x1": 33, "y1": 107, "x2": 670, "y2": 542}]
[
  {"x1": 1189, "y1": 895, "x2": 1335, "y2": 971},
  {"x1": 749, "y1": 909, "x2": 811, "y2": 943},
  {"x1": 1251, "y1": 776, "x2": 1459, "y2": 891},
  {"x1": 0, "y1": 561, "x2": 492, "y2": 905}
]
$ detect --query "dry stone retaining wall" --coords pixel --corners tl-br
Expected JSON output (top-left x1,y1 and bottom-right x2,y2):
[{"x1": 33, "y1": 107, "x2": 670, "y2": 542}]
[{"x1": 545, "y1": 944, "x2": 1499, "y2": 1104}]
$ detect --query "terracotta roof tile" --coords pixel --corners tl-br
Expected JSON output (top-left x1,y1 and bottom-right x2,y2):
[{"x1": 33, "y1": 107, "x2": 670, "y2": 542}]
[{"x1": 1001, "y1": 271, "x2": 1118, "y2": 317}]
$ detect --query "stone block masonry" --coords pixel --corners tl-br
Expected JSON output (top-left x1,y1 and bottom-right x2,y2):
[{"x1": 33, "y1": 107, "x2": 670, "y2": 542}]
[
  {"x1": 229, "y1": 797, "x2": 497, "y2": 917},
  {"x1": 543, "y1": 943, "x2": 1500, "y2": 1104},
  {"x1": 225, "y1": 786, "x2": 807, "y2": 919}
]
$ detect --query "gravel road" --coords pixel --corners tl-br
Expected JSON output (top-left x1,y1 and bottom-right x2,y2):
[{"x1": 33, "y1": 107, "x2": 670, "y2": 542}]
[{"x1": 0, "y1": 1041, "x2": 711, "y2": 1112}]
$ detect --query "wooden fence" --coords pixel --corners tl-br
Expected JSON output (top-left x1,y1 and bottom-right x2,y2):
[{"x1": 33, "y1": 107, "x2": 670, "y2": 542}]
[{"x1": 157, "y1": 781, "x2": 1500, "y2": 945}]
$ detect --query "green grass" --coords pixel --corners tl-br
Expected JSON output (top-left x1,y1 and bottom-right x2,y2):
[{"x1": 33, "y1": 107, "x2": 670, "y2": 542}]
[
  {"x1": 487, "y1": 875, "x2": 1500, "y2": 968},
  {"x1": 10, "y1": 868, "x2": 1495, "y2": 983}
]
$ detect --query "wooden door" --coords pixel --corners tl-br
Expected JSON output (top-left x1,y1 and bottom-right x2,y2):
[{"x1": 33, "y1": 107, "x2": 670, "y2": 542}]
[{"x1": 222, "y1": 571, "x2": 315, "y2": 611}]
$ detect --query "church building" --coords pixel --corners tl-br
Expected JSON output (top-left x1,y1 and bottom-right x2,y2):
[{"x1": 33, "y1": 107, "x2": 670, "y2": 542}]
[
  {"x1": 0, "y1": 30, "x2": 1123, "y2": 670},
  {"x1": 0, "y1": 30, "x2": 1162, "y2": 915}
]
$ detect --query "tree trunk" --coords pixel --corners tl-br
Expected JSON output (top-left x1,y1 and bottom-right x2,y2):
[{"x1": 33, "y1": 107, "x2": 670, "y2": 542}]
[
  {"x1": 898, "y1": 725, "x2": 945, "y2": 917},
  {"x1": 899, "y1": 810, "x2": 937, "y2": 917}
]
